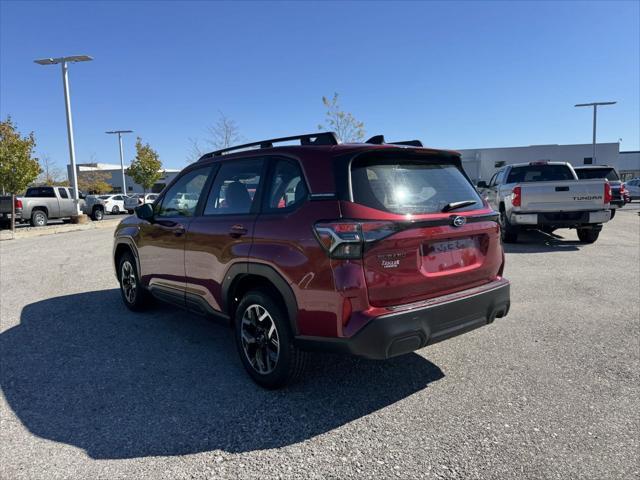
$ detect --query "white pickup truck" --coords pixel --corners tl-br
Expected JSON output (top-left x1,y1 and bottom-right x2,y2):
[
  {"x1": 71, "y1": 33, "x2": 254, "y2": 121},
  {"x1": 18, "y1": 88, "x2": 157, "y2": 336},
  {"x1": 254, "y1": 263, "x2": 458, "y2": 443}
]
[{"x1": 477, "y1": 161, "x2": 611, "y2": 243}]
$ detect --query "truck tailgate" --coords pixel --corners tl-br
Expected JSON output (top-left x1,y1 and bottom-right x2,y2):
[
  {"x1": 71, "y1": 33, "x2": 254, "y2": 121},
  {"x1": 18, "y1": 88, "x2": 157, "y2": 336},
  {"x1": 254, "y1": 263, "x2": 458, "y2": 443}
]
[{"x1": 519, "y1": 179, "x2": 606, "y2": 212}]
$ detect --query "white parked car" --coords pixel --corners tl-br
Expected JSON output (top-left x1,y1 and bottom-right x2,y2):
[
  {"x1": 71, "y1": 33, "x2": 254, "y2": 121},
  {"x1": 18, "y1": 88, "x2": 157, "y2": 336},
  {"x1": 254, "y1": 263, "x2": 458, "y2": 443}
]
[
  {"x1": 98, "y1": 194, "x2": 128, "y2": 214},
  {"x1": 625, "y1": 178, "x2": 640, "y2": 200},
  {"x1": 124, "y1": 193, "x2": 159, "y2": 213}
]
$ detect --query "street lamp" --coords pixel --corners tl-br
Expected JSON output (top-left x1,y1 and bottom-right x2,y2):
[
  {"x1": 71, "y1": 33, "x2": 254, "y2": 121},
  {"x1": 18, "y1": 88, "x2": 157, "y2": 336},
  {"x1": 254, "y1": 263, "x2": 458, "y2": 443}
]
[
  {"x1": 106, "y1": 130, "x2": 133, "y2": 194},
  {"x1": 34, "y1": 55, "x2": 93, "y2": 215},
  {"x1": 574, "y1": 101, "x2": 617, "y2": 164}
]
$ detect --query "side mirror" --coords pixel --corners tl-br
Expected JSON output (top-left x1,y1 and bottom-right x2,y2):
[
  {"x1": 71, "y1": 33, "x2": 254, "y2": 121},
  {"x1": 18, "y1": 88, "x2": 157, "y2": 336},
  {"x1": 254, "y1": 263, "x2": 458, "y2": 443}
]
[
  {"x1": 135, "y1": 203, "x2": 154, "y2": 220},
  {"x1": 476, "y1": 180, "x2": 488, "y2": 188}
]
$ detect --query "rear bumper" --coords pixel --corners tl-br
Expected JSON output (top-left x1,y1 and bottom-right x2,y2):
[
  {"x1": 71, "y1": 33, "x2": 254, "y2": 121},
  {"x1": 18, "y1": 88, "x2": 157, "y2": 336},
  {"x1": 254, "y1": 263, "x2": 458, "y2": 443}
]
[
  {"x1": 510, "y1": 209, "x2": 610, "y2": 226},
  {"x1": 1, "y1": 210, "x2": 23, "y2": 221},
  {"x1": 295, "y1": 278, "x2": 510, "y2": 360}
]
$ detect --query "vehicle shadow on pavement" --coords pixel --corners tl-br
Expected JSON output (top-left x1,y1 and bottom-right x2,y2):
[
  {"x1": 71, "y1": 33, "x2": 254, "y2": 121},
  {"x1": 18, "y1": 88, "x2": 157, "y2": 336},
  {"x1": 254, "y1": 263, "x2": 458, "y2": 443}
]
[
  {"x1": 1, "y1": 289, "x2": 444, "y2": 460},
  {"x1": 503, "y1": 230, "x2": 582, "y2": 254}
]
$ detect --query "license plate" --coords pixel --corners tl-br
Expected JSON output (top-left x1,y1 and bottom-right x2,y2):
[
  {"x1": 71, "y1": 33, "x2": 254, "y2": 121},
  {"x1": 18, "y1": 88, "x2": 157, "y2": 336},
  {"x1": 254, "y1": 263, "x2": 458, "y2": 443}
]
[{"x1": 425, "y1": 237, "x2": 476, "y2": 255}]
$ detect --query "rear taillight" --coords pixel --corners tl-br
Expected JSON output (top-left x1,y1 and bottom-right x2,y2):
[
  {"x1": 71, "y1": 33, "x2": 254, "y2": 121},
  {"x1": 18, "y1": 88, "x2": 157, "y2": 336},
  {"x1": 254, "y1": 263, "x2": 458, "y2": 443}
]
[
  {"x1": 604, "y1": 182, "x2": 612, "y2": 204},
  {"x1": 15, "y1": 199, "x2": 23, "y2": 209},
  {"x1": 313, "y1": 221, "x2": 397, "y2": 259},
  {"x1": 512, "y1": 186, "x2": 522, "y2": 207}
]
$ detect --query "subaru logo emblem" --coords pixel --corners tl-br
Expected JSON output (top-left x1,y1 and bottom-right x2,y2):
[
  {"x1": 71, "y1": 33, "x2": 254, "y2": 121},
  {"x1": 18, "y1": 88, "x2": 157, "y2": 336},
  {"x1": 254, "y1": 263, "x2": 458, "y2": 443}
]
[{"x1": 452, "y1": 216, "x2": 466, "y2": 227}]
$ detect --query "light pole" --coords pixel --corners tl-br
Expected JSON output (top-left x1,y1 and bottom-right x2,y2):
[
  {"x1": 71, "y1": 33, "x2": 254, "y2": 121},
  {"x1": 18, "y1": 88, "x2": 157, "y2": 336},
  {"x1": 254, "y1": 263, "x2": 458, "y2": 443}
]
[
  {"x1": 34, "y1": 55, "x2": 93, "y2": 215},
  {"x1": 574, "y1": 101, "x2": 616, "y2": 164},
  {"x1": 106, "y1": 130, "x2": 133, "y2": 194}
]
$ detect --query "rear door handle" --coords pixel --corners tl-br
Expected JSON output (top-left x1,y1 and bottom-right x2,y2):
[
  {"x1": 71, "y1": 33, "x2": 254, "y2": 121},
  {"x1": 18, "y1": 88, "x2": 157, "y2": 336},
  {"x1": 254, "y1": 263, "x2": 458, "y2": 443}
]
[{"x1": 229, "y1": 224, "x2": 248, "y2": 238}]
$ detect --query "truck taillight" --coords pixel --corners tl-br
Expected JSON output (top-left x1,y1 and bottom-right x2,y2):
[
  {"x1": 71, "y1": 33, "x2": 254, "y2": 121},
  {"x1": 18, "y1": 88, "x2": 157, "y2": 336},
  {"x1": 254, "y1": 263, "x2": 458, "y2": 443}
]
[
  {"x1": 512, "y1": 186, "x2": 522, "y2": 207},
  {"x1": 604, "y1": 182, "x2": 612, "y2": 204},
  {"x1": 15, "y1": 198, "x2": 23, "y2": 209},
  {"x1": 313, "y1": 221, "x2": 397, "y2": 259},
  {"x1": 619, "y1": 183, "x2": 626, "y2": 195}
]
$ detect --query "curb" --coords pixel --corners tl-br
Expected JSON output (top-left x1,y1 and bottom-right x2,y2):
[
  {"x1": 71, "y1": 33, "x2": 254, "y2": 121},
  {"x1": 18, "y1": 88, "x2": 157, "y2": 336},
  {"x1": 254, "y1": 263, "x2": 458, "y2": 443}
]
[{"x1": 0, "y1": 218, "x2": 122, "y2": 241}]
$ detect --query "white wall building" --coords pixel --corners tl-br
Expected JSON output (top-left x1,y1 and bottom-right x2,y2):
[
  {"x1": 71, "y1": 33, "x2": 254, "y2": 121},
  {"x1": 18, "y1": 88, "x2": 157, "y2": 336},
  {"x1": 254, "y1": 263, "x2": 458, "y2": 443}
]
[
  {"x1": 68, "y1": 163, "x2": 181, "y2": 194},
  {"x1": 457, "y1": 142, "x2": 640, "y2": 182}
]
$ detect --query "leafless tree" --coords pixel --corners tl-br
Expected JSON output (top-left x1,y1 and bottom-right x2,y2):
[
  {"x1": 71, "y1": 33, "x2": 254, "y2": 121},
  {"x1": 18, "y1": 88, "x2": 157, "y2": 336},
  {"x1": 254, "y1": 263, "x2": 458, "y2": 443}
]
[
  {"x1": 318, "y1": 93, "x2": 365, "y2": 143},
  {"x1": 36, "y1": 154, "x2": 65, "y2": 186},
  {"x1": 205, "y1": 112, "x2": 243, "y2": 150}
]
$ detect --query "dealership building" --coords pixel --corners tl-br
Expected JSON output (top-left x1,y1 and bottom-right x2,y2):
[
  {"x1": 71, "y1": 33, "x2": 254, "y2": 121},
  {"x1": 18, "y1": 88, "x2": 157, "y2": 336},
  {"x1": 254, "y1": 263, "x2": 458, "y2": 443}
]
[
  {"x1": 456, "y1": 142, "x2": 640, "y2": 183},
  {"x1": 68, "y1": 163, "x2": 181, "y2": 194}
]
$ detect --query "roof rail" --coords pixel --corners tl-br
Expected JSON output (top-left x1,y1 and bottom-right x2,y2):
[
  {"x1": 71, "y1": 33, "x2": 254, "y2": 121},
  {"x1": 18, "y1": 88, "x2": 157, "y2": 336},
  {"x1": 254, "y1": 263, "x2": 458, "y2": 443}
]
[
  {"x1": 201, "y1": 132, "x2": 339, "y2": 159},
  {"x1": 364, "y1": 135, "x2": 423, "y2": 147}
]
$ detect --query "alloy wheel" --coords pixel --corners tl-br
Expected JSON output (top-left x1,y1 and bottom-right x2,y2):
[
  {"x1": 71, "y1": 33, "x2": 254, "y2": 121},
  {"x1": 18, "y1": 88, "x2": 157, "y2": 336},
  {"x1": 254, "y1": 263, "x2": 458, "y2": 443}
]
[
  {"x1": 240, "y1": 304, "x2": 280, "y2": 375},
  {"x1": 121, "y1": 260, "x2": 137, "y2": 304}
]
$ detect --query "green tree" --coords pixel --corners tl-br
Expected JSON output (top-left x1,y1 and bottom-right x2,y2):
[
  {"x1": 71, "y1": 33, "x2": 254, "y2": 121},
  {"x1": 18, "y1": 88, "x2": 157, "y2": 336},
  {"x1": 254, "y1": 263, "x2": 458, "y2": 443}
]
[
  {"x1": 127, "y1": 137, "x2": 163, "y2": 198},
  {"x1": 0, "y1": 116, "x2": 40, "y2": 195},
  {"x1": 318, "y1": 93, "x2": 365, "y2": 143},
  {"x1": 77, "y1": 170, "x2": 112, "y2": 194}
]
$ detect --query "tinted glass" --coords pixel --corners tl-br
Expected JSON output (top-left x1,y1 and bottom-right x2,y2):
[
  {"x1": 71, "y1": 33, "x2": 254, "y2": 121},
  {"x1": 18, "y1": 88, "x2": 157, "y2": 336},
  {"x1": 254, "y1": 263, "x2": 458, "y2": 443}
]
[
  {"x1": 506, "y1": 165, "x2": 574, "y2": 183},
  {"x1": 204, "y1": 159, "x2": 264, "y2": 215},
  {"x1": 351, "y1": 159, "x2": 483, "y2": 214},
  {"x1": 155, "y1": 167, "x2": 212, "y2": 217},
  {"x1": 575, "y1": 168, "x2": 619, "y2": 181},
  {"x1": 266, "y1": 159, "x2": 307, "y2": 210},
  {"x1": 58, "y1": 188, "x2": 69, "y2": 199},
  {"x1": 99, "y1": 195, "x2": 111, "y2": 199},
  {"x1": 25, "y1": 187, "x2": 55, "y2": 198}
]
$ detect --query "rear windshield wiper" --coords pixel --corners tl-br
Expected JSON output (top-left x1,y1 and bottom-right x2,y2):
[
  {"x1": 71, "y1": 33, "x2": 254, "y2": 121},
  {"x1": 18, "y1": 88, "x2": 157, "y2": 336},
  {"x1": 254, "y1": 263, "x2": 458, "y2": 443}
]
[{"x1": 441, "y1": 200, "x2": 477, "y2": 212}]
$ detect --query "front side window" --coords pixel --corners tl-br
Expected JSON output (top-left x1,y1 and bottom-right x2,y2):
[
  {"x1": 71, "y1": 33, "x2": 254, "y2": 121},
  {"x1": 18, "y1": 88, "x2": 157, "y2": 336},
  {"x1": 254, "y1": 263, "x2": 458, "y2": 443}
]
[
  {"x1": 58, "y1": 188, "x2": 69, "y2": 199},
  {"x1": 204, "y1": 159, "x2": 264, "y2": 215},
  {"x1": 351, "y1": 157, "x2": 483, "y2": 214},
  {"x1": 266, "y1": 159, "x2": 307, "y2": 210},
  {"x1": 155, "y1": 167, "x2": 212, "y2": 217}
]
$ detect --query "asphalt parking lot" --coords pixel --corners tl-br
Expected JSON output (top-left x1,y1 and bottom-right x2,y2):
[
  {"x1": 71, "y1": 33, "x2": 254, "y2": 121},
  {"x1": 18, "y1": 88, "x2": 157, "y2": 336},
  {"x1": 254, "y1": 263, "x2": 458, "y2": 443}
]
[{"x1": 1, "y1": 205, "x2": 638, "y2": 480}]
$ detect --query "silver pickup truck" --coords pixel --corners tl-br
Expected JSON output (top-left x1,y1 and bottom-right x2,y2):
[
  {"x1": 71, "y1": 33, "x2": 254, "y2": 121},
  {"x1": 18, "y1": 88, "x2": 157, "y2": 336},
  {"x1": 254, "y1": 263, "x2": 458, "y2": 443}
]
[
  {"x1": 477, "y1": 161, "x2": 611, "y2": 244},
  {"x1": 0, "y1": 186, "x2": 95, "y2": 227}
]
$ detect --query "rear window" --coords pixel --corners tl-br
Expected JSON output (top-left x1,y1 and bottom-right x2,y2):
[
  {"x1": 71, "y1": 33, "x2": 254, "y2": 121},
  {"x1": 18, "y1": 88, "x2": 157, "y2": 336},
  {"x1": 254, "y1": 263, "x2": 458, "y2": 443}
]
[
  {"x1": 575, "y1": 168, "x2": 619, "y2": 181},
  {"x1": 506, "y1": 165, "x2": 574, "y2": 183},
  {"x1": 25, "y1": 187, "x2": 55, "y2": 198},
  {"x1": 351, "y1": 159, "x2": 483, "y2": 214}
]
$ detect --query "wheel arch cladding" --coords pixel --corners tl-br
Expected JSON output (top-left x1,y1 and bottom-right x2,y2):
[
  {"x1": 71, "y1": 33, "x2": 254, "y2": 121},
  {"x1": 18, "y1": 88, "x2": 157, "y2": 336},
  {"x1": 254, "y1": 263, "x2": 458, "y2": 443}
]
[{"x1": 223, "y1": 263, "x2": 299, "y2": 335}]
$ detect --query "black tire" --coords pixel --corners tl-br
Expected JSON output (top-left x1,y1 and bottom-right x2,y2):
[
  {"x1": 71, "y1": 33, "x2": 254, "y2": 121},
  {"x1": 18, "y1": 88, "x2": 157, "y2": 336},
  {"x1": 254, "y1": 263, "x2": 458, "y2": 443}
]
[
  {"x1": 117, "y1": 251, "x2": 150, "y2": 311},
  {"x1": 609, "y1": 209, "x2": 616, "y2": 220},
  {"x1": 30, "y1": 210, "x2": 48, "y2": 227},
  {"x1": 127, "y1": 209, "x2": 134, "y2": 215},
  {"x1": 577, "y1": 228, "x2": 600, "y2": 244},
  {"x1": 499, "y1": 207, "x2": 518, "y2": 243},
  {"x1": 92, "y1": 207, "x2": 104, "y2": 221},
  {"x1": 112, "y1": 205, "x2": 120, "y2": 214},
  {"x1": 234, "y1": 290, "x2": 307, "y2": 389}
]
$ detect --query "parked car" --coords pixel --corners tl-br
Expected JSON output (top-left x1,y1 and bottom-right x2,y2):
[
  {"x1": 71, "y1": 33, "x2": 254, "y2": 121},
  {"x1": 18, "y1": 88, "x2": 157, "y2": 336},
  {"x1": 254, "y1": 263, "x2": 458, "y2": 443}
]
[
  {"x1": 97, "y1": 194, "x2": 128, "y2": 214},
  {"x1": 124, "y1": 193, "x2": 158, "y2": 214},
  {"x1": 113, "y1": 132, "x2": 511, "y2": 388},
  {"x1": 574, "y1": 165, "x2": 625, "y2": 219},
  {"x1": 0, "y1": 186, "x2": 87, "y2": 227},
  {"x1": 624, "y1": 178, "x2": 640, "y2": 200},
  {"x1": 477, "y1": 161, "x2": 611, "y2": 243}
]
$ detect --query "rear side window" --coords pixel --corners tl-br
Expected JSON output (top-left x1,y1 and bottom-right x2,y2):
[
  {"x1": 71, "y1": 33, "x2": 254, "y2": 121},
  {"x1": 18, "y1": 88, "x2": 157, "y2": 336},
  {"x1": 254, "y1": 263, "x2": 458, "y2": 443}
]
[
  {"x1": 506, "y1": 165, "x2": 574, "y2": 183},
  {"x1": 204, "y1": 158, "x2": 264, "y2": 215},
  {"x1": 575, "y1": 168, "x2": 619, "y2": 181},
  {"x1": 351, "y1": 159, "x2": 482, "y2": 214},
  {"x1": 266, "y1": 159, "x2": 307, "y2": 210},
  {"x1": 25, "y1": 187, "x2": 55, "y2": 198}
]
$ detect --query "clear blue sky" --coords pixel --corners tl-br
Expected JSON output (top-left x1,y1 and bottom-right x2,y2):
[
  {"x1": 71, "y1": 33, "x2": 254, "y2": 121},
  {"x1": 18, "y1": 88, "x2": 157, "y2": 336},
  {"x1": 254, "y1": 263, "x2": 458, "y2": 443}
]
[{"x1": 1, "y1": 1, "x2": 638, "y2": 171}]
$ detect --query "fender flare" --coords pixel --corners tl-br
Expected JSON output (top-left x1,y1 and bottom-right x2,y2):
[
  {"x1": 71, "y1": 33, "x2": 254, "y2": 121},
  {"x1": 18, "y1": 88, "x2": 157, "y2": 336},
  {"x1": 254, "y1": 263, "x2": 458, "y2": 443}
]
[{"x1": 222, "y1": 263, "x2": 299, "y2": 334}]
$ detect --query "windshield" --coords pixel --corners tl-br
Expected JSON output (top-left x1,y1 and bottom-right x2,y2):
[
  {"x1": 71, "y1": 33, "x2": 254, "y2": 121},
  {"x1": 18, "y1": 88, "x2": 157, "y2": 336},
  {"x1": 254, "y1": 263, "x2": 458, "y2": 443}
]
[
  {"x1": 575, "y1": 168, "x2": 619, "y2": 181},
  {"x1": 351, "y1": 158, "x2": 482, "y2": 214},
  {"x1": 506, "y1": 165, "x2": 574, "y2": 183}
]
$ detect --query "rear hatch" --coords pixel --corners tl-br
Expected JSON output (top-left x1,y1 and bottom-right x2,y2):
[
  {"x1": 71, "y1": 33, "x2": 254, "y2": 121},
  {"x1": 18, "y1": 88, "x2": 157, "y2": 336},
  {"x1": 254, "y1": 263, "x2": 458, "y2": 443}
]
[{"x1": 342, "y1": 151, "x2": 503, "y2": 308}]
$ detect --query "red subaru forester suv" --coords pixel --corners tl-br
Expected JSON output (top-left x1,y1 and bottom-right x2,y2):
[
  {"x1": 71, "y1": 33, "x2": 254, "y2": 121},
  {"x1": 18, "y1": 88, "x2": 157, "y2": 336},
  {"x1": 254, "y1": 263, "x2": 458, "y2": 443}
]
[{"x1": 113, "y1": 132, "x2": 510, "y2": 388}]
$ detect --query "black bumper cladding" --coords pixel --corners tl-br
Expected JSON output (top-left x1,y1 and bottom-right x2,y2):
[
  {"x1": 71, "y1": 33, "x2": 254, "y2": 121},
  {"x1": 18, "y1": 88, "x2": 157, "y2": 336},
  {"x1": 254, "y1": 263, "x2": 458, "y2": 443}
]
[{"x1": 296, "y1": 279, "x2": 510, "y2": 360}]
